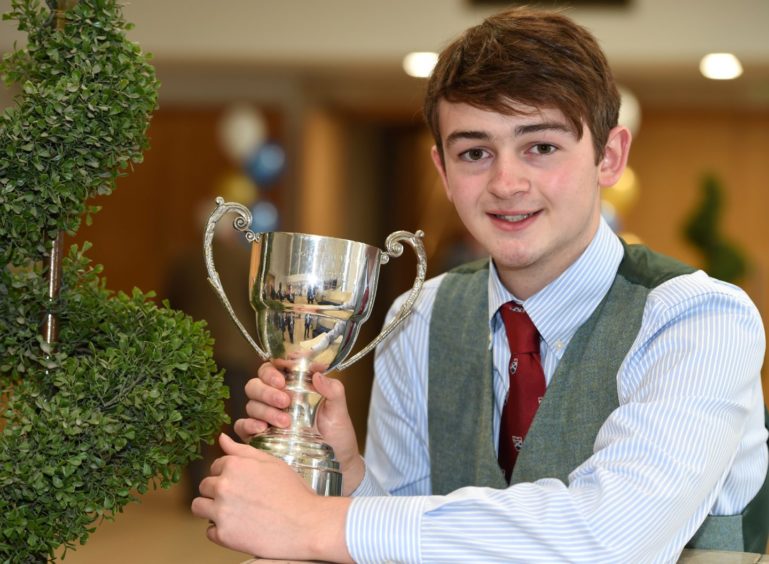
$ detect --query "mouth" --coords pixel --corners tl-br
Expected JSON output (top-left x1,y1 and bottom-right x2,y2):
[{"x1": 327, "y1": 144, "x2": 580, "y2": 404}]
[{"x1": 491, "y1": 210, "x2": 539, "y2": 223}]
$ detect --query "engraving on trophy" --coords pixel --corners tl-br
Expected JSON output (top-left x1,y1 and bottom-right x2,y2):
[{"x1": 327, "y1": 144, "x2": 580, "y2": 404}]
[{"x1": 204, "y1": 198, "x2": 426, "y2": 496}]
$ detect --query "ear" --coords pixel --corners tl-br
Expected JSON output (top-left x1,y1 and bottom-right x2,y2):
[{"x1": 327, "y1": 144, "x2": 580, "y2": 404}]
[
  {"x1": 430, "y1": 145, "x2": 453, "y2": 202},
  {"x1": 598, "y1": 125, "x2": 632, "y2": 188}
]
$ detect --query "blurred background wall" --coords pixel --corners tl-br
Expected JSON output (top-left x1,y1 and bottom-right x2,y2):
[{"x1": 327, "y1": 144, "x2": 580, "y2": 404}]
[{"x1": 2, "y1": 0, "x2": 769, "y2": 449}]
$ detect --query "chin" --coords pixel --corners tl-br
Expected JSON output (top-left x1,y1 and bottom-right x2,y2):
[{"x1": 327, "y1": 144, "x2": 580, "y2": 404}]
[{"x1": 493, "y1": 250, "x2": 537, "y2": 271}]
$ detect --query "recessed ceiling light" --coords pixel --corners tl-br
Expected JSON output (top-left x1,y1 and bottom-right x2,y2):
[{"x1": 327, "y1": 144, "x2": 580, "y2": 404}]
[
  {"x1": 402, "y1": 52, "x2": 438, "y2": 78},
  {"x1": 699, "y1": 53, "x2": 743, "y2": 80}
]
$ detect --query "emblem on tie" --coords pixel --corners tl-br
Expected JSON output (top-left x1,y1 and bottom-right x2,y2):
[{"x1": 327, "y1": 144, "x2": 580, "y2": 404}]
[
  {"x1": 510, "y1": 357, "x2": 518, "y2": 375},
  {"x1": 512, "y1": 435, "x2": 524, "y2": 452}
]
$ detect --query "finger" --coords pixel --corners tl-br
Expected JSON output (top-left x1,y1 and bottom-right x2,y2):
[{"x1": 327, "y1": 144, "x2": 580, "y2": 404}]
[
  {"x1": 272, "y1": 357, "x2": 298, "y2": 373},
  {"x1": 206, "y1": 520, "x2": 224, "y2": 546},
  {"x1": 313, "y1": 372, "x2": 345, "y2": 401},
  {"x1": 233, "y1": 417, "x2": 267, "y2": 441},
  {"x1": 246, "y1": 377, "x2": 291, "y2": 410},
  {"x1": 313, "y1": 373, "x2": 350, "y2": 421},
  {"x1": 190, "y1": 495, "x2": 215, "y2": 520},
  {"x1": 219, "y1": 432, "x2": 265, "y2": 459},
  {"x1": 209, "y1": 454, "x2": 227, "y2": 477},
  {"x1": 245, "y1": 399, "x2": 291, "y2": 428},
  {"x1": 197, "y1": 477, "x2": 213, "y2": 499},
  {"x1": 256, "y1": 362, "x2": 287, "y2": 389}
]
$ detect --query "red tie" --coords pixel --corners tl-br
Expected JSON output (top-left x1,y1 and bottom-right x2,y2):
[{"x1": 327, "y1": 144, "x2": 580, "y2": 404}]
[{"x1": 497, "y1": 302, "x2": 546, "y2": 483}]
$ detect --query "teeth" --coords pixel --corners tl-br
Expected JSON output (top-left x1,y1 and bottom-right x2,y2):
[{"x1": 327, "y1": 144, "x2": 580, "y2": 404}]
[{"x1": 496, "y1": 212, "x2": 533, "y2": 222}]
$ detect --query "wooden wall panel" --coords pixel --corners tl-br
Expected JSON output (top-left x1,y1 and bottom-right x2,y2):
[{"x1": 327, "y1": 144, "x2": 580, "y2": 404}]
[{"x1": 71, "y1": 106, "x2": 282, "y2": 299}]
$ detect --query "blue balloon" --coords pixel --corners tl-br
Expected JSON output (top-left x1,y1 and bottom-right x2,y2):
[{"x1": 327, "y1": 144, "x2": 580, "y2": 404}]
[
  {"x1": 244, "y1": 141, "x2": 285, "y2": 187},
  {"x1": 250, "y1": 201, "x2": 279, "y2": 232}
]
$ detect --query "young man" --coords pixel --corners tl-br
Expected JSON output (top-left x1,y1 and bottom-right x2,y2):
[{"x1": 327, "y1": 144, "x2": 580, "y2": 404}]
[{"x1": 191, "y1": 7, "x2": 768, "y2": 562}]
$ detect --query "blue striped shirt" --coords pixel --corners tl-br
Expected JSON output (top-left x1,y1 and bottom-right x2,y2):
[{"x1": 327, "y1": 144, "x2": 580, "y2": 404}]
[{"x1": 346, "y1": 218, "x2": 767, "y2": 563}]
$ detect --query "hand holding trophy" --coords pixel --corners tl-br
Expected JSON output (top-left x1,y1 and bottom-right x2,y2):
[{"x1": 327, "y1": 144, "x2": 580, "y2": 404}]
[{"x1": 204, "y1": 198, "x2": 426, "y2": 496}]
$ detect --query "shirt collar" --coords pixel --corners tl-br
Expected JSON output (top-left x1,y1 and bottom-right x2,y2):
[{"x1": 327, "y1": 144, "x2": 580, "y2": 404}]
[{"x1": 487, "y1": 217, "x2": 624, "y2": 350}]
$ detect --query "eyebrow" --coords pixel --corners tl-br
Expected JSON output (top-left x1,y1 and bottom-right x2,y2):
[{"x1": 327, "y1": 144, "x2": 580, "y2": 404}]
[
  {"x1": 515, "y1": 121, "x2": 573, "y2": 136},
  {"x1": 444, "y1": 121, "x2": 574, "y2": 148}
]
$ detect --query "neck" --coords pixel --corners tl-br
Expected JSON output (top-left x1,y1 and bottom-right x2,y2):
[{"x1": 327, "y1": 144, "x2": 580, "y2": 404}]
[{"x1": 496, "y1": 219, "x2": 601, "y2": 300}]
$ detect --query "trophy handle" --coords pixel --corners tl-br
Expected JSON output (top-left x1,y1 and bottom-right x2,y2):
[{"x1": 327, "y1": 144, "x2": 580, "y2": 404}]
[
  {"x1": 336, "y1": 230, "x2": 427, "y2": 371},
  {"x1": 204, "y1": 197, "x2": 270, "y2": 361}
]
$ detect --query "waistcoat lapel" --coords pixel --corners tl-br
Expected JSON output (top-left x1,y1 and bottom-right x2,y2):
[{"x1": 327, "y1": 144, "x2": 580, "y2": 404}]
[{"x1": 428, "y1": 259, "x2": 507, "y2": 492}]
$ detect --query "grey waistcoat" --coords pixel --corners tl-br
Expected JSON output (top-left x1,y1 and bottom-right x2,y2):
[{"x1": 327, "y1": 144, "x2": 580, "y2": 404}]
[{"x1": 427, "y1": 243, "x2": 769, "y2": 553}]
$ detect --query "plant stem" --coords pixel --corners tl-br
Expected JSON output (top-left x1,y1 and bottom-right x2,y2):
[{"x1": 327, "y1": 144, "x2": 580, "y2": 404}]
[
  {"x1": 42, "y1": 231, "x2": 64, "y2": 346},
  {"x1": 54, "y1": 0, "x2": 78, "y2": 31},
  {"x1": 41, "y1": 1, "x2": 78, "y2": 348}
]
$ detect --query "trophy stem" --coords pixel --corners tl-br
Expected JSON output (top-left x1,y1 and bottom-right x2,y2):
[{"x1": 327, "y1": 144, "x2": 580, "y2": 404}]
[
  {"x1": 283, "y1": 370, "x2": 323, "y2": 439},
  {"x1": 250, "y1": 369, "x2": 342, "y2": 496}
]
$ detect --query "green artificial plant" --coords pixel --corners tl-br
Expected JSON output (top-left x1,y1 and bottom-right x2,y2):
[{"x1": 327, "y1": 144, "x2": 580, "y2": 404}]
[
  {"x1": 683, "y1": 173, "x2": 749, "y2": 284},
  {"x1": 0, "y1": 0, "x2": 229, "y2": 561}
]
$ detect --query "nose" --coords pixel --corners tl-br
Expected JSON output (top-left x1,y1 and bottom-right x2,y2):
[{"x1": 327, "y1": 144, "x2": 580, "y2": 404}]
[{"x1": 487, "y1": 154, "x2": 530, "y2": 198}]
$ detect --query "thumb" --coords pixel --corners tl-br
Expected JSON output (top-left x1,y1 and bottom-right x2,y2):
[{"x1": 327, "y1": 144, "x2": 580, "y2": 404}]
[
  {"x1": 218, "y1": 432, "x2": 262, "y2": 458},
  {"x1": 313, "y1": 373, "x2": 348, "y2": 415}
]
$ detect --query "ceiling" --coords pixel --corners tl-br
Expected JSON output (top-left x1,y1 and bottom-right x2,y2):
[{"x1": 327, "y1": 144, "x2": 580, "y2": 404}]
[{"x1": 1, "y1": 0, "x2": 768, "y2": 112}]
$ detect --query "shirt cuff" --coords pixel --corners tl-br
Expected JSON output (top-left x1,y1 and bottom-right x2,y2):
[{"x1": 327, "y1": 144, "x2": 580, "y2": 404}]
[
  {"x1": 346, "y1": 495, "x2": 426, "y2": 564},
  {"x1": 350, "y1": 457, "x2": 388, "y2": 497}
]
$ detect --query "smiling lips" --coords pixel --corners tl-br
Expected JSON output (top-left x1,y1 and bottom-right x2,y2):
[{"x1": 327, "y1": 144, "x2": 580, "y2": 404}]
[{"x1": 492, "y1": 211, "x2": 539, "y2": 223}]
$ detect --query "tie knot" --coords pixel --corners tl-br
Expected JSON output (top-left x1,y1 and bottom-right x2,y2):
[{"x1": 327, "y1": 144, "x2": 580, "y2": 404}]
[{"x1": 500, "y1": 302, "x2": 539, "y2": 354}]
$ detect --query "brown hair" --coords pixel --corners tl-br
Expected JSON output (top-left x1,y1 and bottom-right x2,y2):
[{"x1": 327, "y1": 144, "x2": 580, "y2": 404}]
[{"x1": 424, "y1": 7, "x2": 620, "y2": 164}]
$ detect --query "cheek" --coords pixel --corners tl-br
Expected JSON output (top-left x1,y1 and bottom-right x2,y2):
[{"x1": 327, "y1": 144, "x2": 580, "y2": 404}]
[
  {"x1": 443, "y1": 175, "x2": 473, "y2": 206},
  {"x1": 443, "y1": 184, "x2": 455, "y2": 204},
  {"x1": 540, "y1": 166, "x2": 599, "y2": 202},
  {"x1": 445, "y1": 190, "x2": 475, "y2": 224},
  {"x1": 450, "y1": 186, "x2": 481, "y2": 214}
]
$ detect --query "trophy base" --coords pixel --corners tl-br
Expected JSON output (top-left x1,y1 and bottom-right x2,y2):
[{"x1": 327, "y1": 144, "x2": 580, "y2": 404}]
[{"x1": 250, "y1": 431, "x2": 342, "y2": 496}]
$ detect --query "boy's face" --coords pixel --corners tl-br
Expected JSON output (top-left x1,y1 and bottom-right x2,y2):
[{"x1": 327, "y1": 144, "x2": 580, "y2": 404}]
[{"x1": 432, "y1": 100, "x2": 630, "y2": 298}]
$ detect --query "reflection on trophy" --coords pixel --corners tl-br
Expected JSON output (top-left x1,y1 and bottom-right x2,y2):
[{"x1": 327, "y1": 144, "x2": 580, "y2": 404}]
[{"x1": 204, "y1": 198, "x2": 426, "y2": 496}]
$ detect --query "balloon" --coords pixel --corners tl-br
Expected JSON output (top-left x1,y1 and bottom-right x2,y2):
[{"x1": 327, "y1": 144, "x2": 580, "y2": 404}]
[
  {"x1": 617, "y1": 85, "x2": 641, "y2": 137},
  {"x1": 602, "y1": 166, "x2": 639, "y2": 217},
  {"x1": 215, "y1": 171, "x2": 259, "y2": 205},
  {"x1": 250, "y1": 201, "x2": 279, "y2": 232},
  {"x1": 218, "y1": 104, "x2": 267, "y2": 163},
  {"x1": 244, "y1": 142, "x2": 285, "y2": 187}
]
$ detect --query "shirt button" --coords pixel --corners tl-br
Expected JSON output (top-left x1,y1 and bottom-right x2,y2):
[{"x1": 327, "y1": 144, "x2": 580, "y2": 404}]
[{"x1": 554, "y1": 340, "x2": 565, "y2": 351}]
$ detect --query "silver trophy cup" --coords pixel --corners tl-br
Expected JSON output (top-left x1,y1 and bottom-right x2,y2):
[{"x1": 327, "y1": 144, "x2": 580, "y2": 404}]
[{"x1": 204, "y1": 198, "x2": 426, "y2": 495}]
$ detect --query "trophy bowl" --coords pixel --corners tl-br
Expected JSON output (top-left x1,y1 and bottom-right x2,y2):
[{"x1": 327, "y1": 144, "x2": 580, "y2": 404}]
[{"x1": 204, "y1": 198, "x2": 426, "y2": 495}]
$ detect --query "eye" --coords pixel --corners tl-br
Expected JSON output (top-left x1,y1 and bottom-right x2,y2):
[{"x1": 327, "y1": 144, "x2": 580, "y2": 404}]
[
  {"x1": 459, "y1": 148, "x2": 490, "y2": 161},
  {"x1": 530, "y1": 143, "x2": 557, "y2": 155}
]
